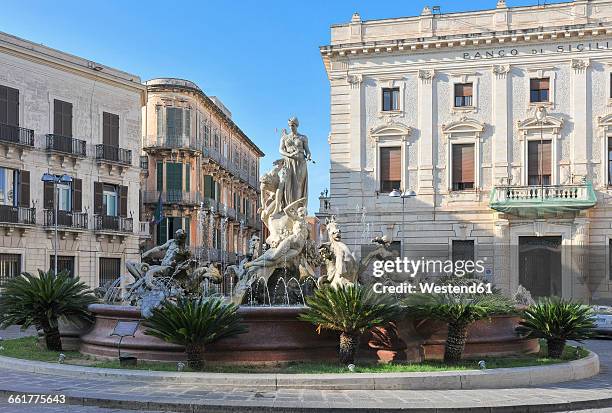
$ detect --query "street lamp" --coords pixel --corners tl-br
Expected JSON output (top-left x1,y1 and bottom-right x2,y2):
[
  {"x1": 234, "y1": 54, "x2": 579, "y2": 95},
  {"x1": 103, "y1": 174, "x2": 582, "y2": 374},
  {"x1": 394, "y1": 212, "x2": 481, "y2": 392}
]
[
  {"x1": 41, "y1": 173, "x2": 73, "y2": 276},
  {"x1": 388, "y1": 189, "x2": 417, "y2": 258}
]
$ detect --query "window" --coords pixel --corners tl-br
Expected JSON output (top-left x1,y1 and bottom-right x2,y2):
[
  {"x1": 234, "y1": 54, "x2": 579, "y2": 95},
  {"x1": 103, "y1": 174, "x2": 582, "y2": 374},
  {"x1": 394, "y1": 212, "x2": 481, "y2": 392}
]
[
  {"x1": 454, "y1": 83, "x2": 473, "y2": 107},
  {"x1": 608, "y1": 137, "x2": 612, "y2": 186},
  {"x1": 156, "y1": 161, "x2": 163, "y2": 191},
  {"x1": 102, "y1": 112, "x2": 119, "y2": 147},
  {"x1": 166, "y1": 107, "x2": 190, "y2": 139},
  {"x1": 530, "y1": 78, "x2": 550, "y2": 103},
  {"x1": 379, "y1": 147, "x2": 401, "y2": 193},
  {"x1": 157, "y1": 217, "x2": 190, "y2": 245},
  {"x1": 382, "y1": 88, "x2": 400, "y2": 112},
  {"x1": 53, "y1": 99, "x2": 72, "y2": 137},
  {"x1": 452, "y1": 144, "x2": 475, "y2": 190},
  {"x1": 0, "y1": 254, "x2": 20, "y2": 285},
  {"x1": 166, "y1": 162, "x2": 183, "y2": 192},
  {"x1": 528, "y1": 140, "x2": 551, "y2": 186},
  {"x1": 0, "y1": 167, "x2": 16, "y2": 206},
  {"x1": 0, "y1": 85, "x2": 19, "y2": 127},
  {"x1": 452, "y1": 240, "x2": 475, "y2": 263},
  {"x1": 99, "y1": 257, "x2": 120, "y2": 287},
  {"x1": 50, "y1": 255, "x2": 75, "y2": 277},
  {"x1": 103, "y1": 185, "x2": 118, "y2": 216},
  {"x1": 56, "y1": 183, "x2": 72, "y2": 212}
]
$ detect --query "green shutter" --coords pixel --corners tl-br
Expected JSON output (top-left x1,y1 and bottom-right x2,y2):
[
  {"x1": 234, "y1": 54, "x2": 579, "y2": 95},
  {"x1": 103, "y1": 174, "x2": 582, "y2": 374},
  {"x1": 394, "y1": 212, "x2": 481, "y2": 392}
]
[
  {"x1": 185, "y1": 163, "x2": 190, "y2": 192},
  {"x1": 203, "y1": 175, "x2": 213, "y2": 199},
  {"x1": 158, "y1": 218, "x2": 168, "y2": 245},
  {"x1": 156, "y1": 161, "x2": 163, "y2": 191},
  {"x1": 166, "y1": 163, "x2": 183, "y2": 192},
  {"x1": 183, "y1": 217, "x2": 190, "y2": 245}
]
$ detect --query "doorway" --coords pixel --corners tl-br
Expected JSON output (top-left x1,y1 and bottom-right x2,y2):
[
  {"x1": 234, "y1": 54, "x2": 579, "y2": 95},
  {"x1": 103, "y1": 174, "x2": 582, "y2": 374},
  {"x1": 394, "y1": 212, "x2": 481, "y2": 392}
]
[{"x1": 519, "y1": 236, "x2": 562, "y2": 298}]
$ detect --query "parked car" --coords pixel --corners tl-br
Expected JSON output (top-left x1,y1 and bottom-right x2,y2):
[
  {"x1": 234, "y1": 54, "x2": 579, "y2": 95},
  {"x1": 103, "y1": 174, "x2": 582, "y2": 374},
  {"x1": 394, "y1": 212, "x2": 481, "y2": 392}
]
[{"x1": 592, "y1": 306, "x2": 612, "y2": 336}]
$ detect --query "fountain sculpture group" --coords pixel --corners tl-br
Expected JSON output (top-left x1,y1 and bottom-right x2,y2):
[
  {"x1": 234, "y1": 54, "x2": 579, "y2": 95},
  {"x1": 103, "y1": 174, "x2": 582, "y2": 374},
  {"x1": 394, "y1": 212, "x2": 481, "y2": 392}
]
[{"x1": 79, "y1": 117, "x2": 537, "y2": 363}]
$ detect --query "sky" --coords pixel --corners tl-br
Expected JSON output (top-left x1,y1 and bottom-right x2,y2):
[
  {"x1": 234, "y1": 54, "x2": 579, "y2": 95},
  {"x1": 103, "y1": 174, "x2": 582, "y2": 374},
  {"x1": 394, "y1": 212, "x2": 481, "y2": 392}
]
[{"x1": 0, "y1": 0, "x2": 566, "y2": 210}]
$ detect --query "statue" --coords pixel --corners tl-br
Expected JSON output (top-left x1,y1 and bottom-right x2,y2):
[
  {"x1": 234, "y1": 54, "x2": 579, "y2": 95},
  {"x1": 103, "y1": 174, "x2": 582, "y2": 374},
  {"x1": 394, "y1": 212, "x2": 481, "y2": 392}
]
[
  {"x1": 278, "y1": 117, "x2": 311, "y2": 210},
  {"x1": 316, "y1": 216, "x2": 358, "y2": 289}
]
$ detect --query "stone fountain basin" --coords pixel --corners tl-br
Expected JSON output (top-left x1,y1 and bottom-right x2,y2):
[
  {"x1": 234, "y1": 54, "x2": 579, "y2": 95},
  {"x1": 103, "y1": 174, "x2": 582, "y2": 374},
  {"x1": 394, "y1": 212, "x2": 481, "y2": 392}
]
[{"x1": 79, "y1": 304, "x2": 339, "y2": 363}]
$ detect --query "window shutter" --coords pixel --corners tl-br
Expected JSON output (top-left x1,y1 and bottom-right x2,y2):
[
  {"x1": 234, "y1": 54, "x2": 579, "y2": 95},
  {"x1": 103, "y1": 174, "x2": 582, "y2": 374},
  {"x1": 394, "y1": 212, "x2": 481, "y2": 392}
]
[
  {"x1": 185, "y1": 109, "x2": 191, "y2": 139},
  {"x1": 541, "y1": 141, "x2": 552, "y2": 176},
  {"x1": 185, "y1": 162, "x2": 190, "y2": 192},
  {"x1": 18, "y1": 170, "x2": 29, "y2": 207},
  {"x1": 93, "y1": 182, "x2": 103, "y2": 215},
  {"x1": 156, "y1": 161, "x2": 163, "y2": 191},
  {"x1": 103, "y1": 112, "x2": 119, "y2": 147},
  {"x1": 72, "y1": 178, "x2": 82, "y2": 212},
  {"x1": 44, "y1": 181, "x2": 54, "y2": 210},
  {"x1": 528, "y1": 141, "x2": 552, "y2": 180},
  {"x1": 380, "y1": 147, "x2": 401, "y2": 181},
  {"x1": 453, "y1": 144, "x2": 475, "y2": 184},
  {"x1": 3, "y1": 86, "x2": 19, "y2": 126},
  {"x1": 111, "y1": 114, "x2": 119, "y2": 147},
  {"x1": 54, "y1": 100, "x2": 72, "y2": 137},
  {"x1": 158, "y1": 217, "x2": 168, "y2": 245},
  {"x1": 119, "y1": 185, "x2": 128, "y2": 218},
  {"x1": 53, "y1": 100, "x2": 63, "y2": 135},
  {"x1": 204, "y1": 175, "x2": 213, "y2": 198},
  {"x1": 166, "y1": 163, "x2": 183, "y2": 192}
]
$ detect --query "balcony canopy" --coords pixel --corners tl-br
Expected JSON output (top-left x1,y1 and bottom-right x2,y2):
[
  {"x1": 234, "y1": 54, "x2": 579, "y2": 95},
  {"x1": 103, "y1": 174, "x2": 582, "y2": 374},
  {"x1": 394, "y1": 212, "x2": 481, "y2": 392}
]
[{"x1": 489, "y1": 182, "x2": 597, "y2": 218}]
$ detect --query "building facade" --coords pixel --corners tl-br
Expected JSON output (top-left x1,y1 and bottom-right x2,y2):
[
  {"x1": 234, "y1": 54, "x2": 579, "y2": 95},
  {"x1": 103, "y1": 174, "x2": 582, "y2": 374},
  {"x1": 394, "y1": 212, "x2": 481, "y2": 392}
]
[
  {"x1": 320, "y1": 0, "x2": 612, "y2": 303},
  {"x1": 0, "y1": 31, "x2": 146, "y2": 288},
  {"x1": 141, "y1": 79, "x2": 263, "y2": 267}
]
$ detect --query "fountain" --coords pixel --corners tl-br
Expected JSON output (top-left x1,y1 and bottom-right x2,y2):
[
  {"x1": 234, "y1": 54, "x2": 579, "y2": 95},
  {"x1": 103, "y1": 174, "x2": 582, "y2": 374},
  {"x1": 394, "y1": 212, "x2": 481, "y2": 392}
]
[{"x1": 79, "y1": 117, "x2": 537, "y2": 364}]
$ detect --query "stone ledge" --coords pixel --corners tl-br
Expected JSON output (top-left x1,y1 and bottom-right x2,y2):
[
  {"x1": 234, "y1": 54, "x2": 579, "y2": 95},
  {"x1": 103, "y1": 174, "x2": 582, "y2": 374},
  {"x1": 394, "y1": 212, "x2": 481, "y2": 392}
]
[{"x1": 0, "y1": 351, "x2": 599, "y2": 390}]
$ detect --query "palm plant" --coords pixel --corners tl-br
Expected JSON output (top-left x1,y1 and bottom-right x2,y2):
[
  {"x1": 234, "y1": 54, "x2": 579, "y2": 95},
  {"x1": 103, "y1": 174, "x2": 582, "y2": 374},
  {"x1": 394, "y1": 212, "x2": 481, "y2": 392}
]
[
  {"x1": 516, "y1": 297, "x2": 595, "y2": 358},
  {"x1": 0, "y1": 270, "x2": 97, "y2": 351},
  {"x1": 403, "y1": 291, "x2": 514, "y2": 363},
  {"x1": 143, "y1": 296, "x2": 247, "y2": 370},
  {"x1": 299, "y1": 284, "x2": 400, "y2": 365}
]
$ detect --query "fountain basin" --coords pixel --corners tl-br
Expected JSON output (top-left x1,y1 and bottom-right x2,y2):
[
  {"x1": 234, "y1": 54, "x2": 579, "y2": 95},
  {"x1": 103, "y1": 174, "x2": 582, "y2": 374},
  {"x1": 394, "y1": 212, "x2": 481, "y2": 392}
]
[{"x1": 79, "y1": 304, "x2": 339, "y2": 363}]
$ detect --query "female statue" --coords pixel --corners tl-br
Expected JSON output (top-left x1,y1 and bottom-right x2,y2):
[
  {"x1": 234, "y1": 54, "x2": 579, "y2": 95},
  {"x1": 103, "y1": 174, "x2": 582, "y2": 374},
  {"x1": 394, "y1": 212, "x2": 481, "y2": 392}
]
[{"x1": 279, "y1": 117, "x2": 311, "y2": 210}]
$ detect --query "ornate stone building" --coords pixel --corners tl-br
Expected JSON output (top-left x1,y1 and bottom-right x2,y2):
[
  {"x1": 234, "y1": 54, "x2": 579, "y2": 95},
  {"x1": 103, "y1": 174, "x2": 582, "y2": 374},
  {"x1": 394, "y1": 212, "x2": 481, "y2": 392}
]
[
  {"x1": 0, "y1": 31, "x2": 146, "y2": 287},
  {"x1": 320, "y1": 0, "x2": 612, "y2": 303},
  {"x1": 141, "y1": 79, "x2": 263, "y2": 267}
]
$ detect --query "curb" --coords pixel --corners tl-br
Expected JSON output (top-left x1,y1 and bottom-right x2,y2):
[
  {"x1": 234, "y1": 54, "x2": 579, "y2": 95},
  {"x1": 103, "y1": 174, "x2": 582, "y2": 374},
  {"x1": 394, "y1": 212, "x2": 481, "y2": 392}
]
[
  {"x1": 0, "y1": 388, "x2": 610, "y2": 412},
  {"x1": 0, "y1": 351, "x2": 600, "y2": 390}
]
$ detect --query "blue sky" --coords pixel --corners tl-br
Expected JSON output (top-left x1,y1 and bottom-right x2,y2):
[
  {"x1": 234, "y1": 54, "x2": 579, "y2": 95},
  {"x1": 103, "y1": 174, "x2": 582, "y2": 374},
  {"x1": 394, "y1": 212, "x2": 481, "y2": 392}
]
[{"x1": 1, "y1": 0, "x2": 564, "y2": 210}]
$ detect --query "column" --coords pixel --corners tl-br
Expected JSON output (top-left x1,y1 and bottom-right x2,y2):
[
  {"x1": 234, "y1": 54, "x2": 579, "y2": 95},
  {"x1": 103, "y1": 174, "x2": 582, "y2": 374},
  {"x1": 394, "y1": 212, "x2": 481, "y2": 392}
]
[
  {"x1": 571, "y1": 58, "x2": 590, "y2": 178},
  {"x1": 417, "y1": 69, "x2": 435, "y2": 195},
  {"x1": 492, "y1": 64, "x2": 510, "y2": 184}
]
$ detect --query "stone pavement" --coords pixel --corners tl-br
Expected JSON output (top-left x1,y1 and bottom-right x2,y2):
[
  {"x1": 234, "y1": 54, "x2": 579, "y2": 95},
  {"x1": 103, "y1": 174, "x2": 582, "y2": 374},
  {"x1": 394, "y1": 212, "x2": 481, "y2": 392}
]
[{"x1": 0, "y1": 336, "x2": 608, "y2": 412}]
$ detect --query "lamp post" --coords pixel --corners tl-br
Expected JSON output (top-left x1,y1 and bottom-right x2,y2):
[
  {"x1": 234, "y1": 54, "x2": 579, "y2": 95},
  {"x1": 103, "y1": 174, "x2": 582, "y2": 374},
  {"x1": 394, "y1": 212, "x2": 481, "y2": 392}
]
[
  {"x1": 388, "y1": 189, "x2": 417, "y2": 258},
  {"x1": 41, "y1": 173, "x2": 73, "y2": 276}
]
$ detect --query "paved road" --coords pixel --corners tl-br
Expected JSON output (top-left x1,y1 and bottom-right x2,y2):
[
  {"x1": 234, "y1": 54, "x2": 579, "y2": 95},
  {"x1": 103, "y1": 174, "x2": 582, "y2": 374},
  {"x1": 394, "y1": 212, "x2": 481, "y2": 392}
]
[{"x1": 0, "y1": 336, "x2": 608, "y2": 412}]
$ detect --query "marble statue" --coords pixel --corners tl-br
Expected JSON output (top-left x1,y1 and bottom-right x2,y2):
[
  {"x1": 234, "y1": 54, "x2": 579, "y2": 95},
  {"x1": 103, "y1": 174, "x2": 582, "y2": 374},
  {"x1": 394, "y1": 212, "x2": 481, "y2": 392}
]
[
  {"x1": 316, "y1": 216, "x2": 358, "y2": 289},
  {"x1": 278, "y1": 117, "x2": 311, "y2": 210}
]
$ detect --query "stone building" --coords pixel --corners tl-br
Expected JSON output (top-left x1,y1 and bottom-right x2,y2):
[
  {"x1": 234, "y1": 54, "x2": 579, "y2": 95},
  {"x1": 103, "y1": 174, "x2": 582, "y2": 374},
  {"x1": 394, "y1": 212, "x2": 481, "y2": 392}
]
[
  {"x1": 141, "y1": 79, "x2": 263, "y2": 267},
  {"x1": 0, "y1": 31, "x2": 146, "y2": 287},
  {"x1": 320, "y1": 0, "x2": 612, "y2": 303}
]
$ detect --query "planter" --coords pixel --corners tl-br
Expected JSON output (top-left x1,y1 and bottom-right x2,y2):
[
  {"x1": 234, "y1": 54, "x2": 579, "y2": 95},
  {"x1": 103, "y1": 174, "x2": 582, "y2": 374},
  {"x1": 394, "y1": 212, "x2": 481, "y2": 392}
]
[{"x1": 37, "y1": 317, "x2": 93, "y2": 351}]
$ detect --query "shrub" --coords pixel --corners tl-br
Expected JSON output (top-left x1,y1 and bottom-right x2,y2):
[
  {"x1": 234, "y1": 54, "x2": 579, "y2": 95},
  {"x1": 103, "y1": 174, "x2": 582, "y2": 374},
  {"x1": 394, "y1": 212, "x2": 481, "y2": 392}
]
[
  {"x1": 516, "y1": 297, "x2": 595, "y2": 358},
  {"x1": 403, "y1": 291, "x2": 514, "y2": 363},
  {"x1": 299, "y1": 284, "x2": 401, "y2": 365},
  {"x1": 144, "y1": 297, "x2": 247, "y2": 370},
  {"x1": 0, "y1": 270, "x2": 97, "y2": 351}
]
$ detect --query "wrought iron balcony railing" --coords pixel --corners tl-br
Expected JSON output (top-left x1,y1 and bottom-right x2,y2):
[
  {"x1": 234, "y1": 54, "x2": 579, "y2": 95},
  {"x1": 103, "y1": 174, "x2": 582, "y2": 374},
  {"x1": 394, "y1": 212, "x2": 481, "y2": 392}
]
[
  {"x1": 95, "y1": 144, "x2": 132, "y2": 166},
  {"x1": 43, "y1": 210, "x2": 88, "y2": 229},
  {"x1": 45, "y1": 134, "x2": 86, "y2": 157},
  {"x1": 142, "y1": 191, "x2": 201, "y2": 206},
  {"x1": 0, "y1": 205, "x2": 36, "y2": 225},
  {"x1": 489, "y1": 182, "x2": 597, "y2": 218},
  {"x1": 144, "y1": 135, "x2": 201, "y2": 152},
  {"x1": 93, "y1": 215, "x2": 133, "y2": 233},
  {"x1": 0, "y1": 123, "x2": 34, "y2": 147}
]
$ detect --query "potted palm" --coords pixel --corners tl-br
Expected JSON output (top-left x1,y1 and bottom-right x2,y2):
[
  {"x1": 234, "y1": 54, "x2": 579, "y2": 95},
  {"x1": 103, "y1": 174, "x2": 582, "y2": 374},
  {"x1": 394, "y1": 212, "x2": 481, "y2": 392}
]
[
  {"x1": 516, "y1": 297, "x2": 595, "y2": 358},
  {"x1": 143, "y1": 296, "x2": 247, "y2": 370},
  {"x1": 403, "y1": 291, "x2": 514, "y2": 363},
  {"x1": 0, "y1": 270, "x2": 97, "y2": 351},
  {"x1": 299, "y1": 284, "x2": 400, "y2": 365}
]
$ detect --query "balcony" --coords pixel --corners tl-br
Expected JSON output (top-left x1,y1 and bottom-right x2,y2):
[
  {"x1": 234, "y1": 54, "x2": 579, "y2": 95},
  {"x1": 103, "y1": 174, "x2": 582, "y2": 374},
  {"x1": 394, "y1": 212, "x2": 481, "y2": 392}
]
[
  {"x1": 137, "y1": 221, "x2": 151, "y2": 239},
  {"x1": 45, "y1": 134, "x2": 86, "y2": 157},
  {"x1": 43, "y1": 210, "x2": 88, "y2": 230},
  {"x1": 0, "y1": 123, "x2": 34, "y2": 147},
  {"x1": 95, "y1": 144, "x2": 132, "y2": 166},
  {"x1": 0, "y1": 205, "x2": 36, "y2": 226},
  {"x1": 201, "y1": 197, "x2": 221, "y2": 213},
  {"x1": 143, "y1": 191, "x2": 201, "y2": 206},
  {"x1": 93, "y1": 215, "x2": 133, "y2": 233},
  {"x1": 489, "y1": 182, "x2": 597, "y2": 218},
  {"x1": 144, "y1": 135, "x2": 201, "y2": 153}
]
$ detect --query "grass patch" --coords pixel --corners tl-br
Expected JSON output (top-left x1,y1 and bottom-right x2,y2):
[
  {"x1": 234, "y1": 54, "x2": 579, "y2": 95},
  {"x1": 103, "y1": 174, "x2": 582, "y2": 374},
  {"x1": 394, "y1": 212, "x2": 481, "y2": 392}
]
[{"x1": 0, "y1": 336, "x2": 588, "y2": 374}]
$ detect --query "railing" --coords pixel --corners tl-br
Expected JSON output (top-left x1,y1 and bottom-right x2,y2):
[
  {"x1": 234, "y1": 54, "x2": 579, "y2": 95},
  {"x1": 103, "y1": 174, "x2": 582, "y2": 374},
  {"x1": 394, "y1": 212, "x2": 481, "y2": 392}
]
[
  {"x1": 201, "y1": 197, "x2": 220, "y2": 212},
  {"x1": 225, "y1": 206, "x2": 237, "y2": 220},
  {"x1": 138, "y1": 221, "x2": 151, "y2": 238},
  {"x1": 93, "y1": 215, "x2": 133, "y2": 233},
  {"x1": 140, "y1": 155, "x2": 148, "y2": 171},
  {"x1": 144, "y1": 135, "x2": 201, "y2": 152},
  {"x1": 45, "y1": 134, "x2": 86, "y2": 157},
  {"x1": 0, "y1": 205, "x2": 36, "y2": 225},
  {"x1": 490, "y1": 183, "x2": 594, "y2": 203},
  {"x1": 0, "y1": 123, "x2": 34, "y2": 146},
  {"x1": 142, "y1": 191, "x2": 201, "y2": 205},
  {"x1": 43, "y1": 210, "x2": 88, "y2": 229},
  {"x1": 191, "y1": 246, "x2": 221, "y2": 263},
  {"x1": 95, "y1": 144, "x2": 132, "y2": 165}
]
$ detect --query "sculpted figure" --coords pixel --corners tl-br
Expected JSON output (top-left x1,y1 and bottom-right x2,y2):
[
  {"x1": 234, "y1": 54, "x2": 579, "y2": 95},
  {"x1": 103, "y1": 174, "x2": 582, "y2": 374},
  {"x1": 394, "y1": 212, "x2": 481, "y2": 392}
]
[
  {"x1": 278, "y1": 117, "x2": 311, "y2": 210},
  {"x1": 317, "y1": 216, "x2": 358, "y2": 289}
]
